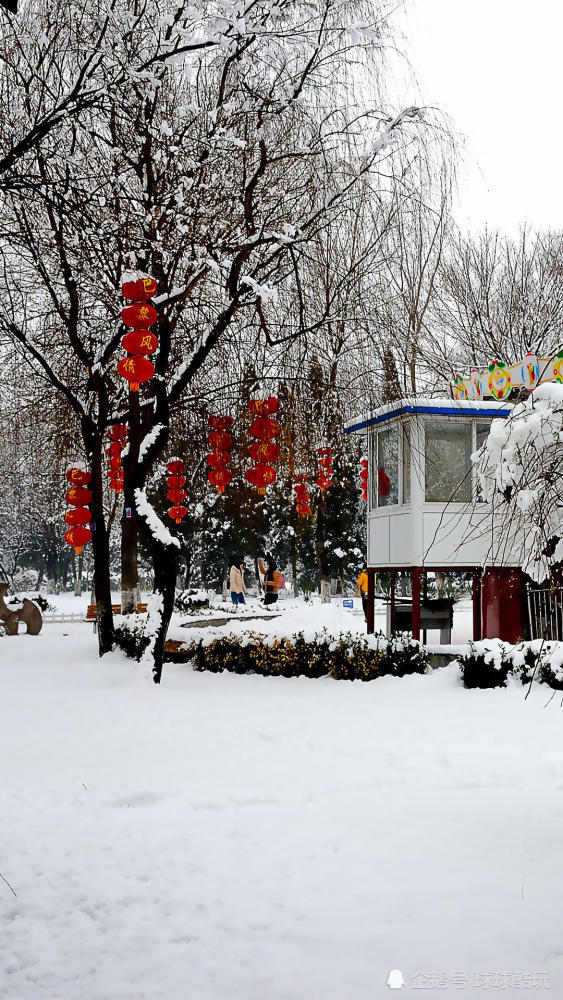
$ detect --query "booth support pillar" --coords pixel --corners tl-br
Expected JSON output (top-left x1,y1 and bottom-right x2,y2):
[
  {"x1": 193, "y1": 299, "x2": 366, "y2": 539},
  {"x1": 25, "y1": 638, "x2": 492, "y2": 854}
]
[
  {"x1": 390, "y1": 570, "x2": 396, "y2": 634},
  {"x1": 472, "y1": 569, "x2": 482, "y2": 641},
  {"x1": 411, "y1": 568, "x2": 421, "y2": 640},
  {"x1": 366, "y1": 568, "x2": 375, "y2": 634}
]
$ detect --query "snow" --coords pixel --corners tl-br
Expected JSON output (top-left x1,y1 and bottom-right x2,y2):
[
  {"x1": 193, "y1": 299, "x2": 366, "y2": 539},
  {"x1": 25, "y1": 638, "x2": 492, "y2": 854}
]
[
  {"x1": 134, "y1": 488, "x2": 180, "y2": 549},
  {"x1": 2, "y1": 596, "x2": 563, "y2": 997}
]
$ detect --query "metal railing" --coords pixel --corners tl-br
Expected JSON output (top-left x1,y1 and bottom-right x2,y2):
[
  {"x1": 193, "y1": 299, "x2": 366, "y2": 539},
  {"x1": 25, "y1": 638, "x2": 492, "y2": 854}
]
[{"x1": 527, "y1": 586, "x2": 563, "y2": 641}]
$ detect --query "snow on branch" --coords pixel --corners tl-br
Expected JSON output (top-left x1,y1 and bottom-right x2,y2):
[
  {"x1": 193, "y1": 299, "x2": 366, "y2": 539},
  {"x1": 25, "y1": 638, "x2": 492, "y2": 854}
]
[{"x1": 134, "y1": 488, "x2": 180, "y2": 549}]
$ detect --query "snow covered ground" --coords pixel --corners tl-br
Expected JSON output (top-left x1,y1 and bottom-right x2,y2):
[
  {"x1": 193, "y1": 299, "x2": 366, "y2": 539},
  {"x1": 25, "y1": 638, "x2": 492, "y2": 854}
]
[{"x1": 1, "y1": 597, "x2": 562, "y2": 998}]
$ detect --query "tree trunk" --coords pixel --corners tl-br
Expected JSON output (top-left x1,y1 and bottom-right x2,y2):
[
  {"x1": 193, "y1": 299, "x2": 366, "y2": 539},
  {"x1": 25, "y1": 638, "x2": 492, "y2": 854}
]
[
  {"x1": 121, "y1": 388, "x2": 140, "y2": 614},
  {"x1": 121, "y1": 509, "x2": 138, "y2": 613},
  {"x1": 88, "y1": 431, "x2": 114, "y2": 655},
  {"x1": 149, "y1": 539, "x2": 179, "y2": 684},
  {"x1": 73, "y1": 549, "x2": 83, "y2": 597},
  {"x1": 315, "y1": 494, "x2": 331, "y2": 603}
]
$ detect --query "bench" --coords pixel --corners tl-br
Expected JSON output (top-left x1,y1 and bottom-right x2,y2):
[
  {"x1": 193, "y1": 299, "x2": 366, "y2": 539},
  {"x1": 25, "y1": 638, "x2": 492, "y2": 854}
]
[
  {"x1": 386, "y1": 599, "x2": 454, "y2": 643},
  {"x1": 86, "y1": 603, "x2": 148, "y2": 620}
]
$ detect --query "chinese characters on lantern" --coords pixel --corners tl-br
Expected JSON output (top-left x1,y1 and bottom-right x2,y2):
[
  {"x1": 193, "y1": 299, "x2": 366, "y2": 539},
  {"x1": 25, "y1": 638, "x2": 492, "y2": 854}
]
[
  {"x1": 106, "y1": 424, "x2": 127, "y2": 493},
  {"x1": 166, "y1": 458, "x2": 188, "y2": 524},
  {"x1": 207, "y1": 416, "x2": 234, "y2": 493},
  {"x1": 64, "y1": 467, "x2": 93, "y2": 554},
  {"x1": 118, "y1": 277, "x2": 159, "y2": 392},
  {"x1": 245, "y1": 397, "x2": 280, "y2": 495}
]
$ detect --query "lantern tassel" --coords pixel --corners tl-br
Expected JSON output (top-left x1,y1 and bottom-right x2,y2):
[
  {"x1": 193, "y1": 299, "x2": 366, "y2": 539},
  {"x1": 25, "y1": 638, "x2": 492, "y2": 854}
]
[
  {"x1": 131, "y1": 382, "x2": 139, "y2": 393},
  {"x1": 74, "y1": 546, "x2": 83, "y2": 554}
]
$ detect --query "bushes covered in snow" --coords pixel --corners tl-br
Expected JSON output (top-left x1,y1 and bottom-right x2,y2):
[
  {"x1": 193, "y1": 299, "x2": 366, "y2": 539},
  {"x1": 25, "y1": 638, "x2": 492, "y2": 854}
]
[
  {"x1": 186, "y1": 630, "x2": 429, "y2": 681},
  {"x1": 459, "y1": 639, "x2": 563, "y2": 690}
]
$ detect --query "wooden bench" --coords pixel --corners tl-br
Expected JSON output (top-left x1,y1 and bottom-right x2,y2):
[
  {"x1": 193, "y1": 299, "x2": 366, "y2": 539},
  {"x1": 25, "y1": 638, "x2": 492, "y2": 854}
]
[
  {"x1": 86, "y1": 603, "x2": 148, "y2": 620},
  {"x1": 386, "y1": 599, "x2": 454, "y2": 643}
]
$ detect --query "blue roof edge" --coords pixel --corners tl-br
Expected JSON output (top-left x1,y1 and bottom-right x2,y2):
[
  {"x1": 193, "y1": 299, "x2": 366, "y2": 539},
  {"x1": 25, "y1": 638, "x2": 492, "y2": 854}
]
[{"x1": 344, "y1": 403, "x2": 511, "y2": 434}]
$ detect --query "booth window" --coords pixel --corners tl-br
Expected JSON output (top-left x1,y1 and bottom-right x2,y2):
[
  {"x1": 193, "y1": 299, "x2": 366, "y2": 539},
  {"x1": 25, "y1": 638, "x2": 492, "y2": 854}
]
[
  {"x1": 425, "y1": 421, "x2": 472, "y2": 502},
  {"x1": 402, "y1": 424, "x2": 411, "y2": 503},
  {"x1": 376, "y1": 426, "x2": 399, "y2": 507}
]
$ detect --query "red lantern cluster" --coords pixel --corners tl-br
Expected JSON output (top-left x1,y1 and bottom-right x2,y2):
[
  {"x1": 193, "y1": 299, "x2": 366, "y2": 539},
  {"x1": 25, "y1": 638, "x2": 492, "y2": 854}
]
[
  {"x1": 65, "y1": 467, "x2": 93, "y2": 554},
  {"x1": 207, "y1": 416, "x2": 233, "y2": 494},
  {"x1": 118, "y1": 277, "x2": 159, "y2": 392},
  {"x1": 360, "y1": 457, "x2": 368, "y2": 501},
  {"x1": 246, "y1": 397, "x2": 280, "y2": 495},
  {"x1": 317, "y1": 447, "x2": 333, "y2": 492},
  {"x1": 293, "y1": 474, "x2": 311, "y2": 517},
  {"x1": 106, "y1": 424, "x2": 127, "y2": 493},
  {"x1": 166, "y1": 458, "x2": 188, "y2": 524}
]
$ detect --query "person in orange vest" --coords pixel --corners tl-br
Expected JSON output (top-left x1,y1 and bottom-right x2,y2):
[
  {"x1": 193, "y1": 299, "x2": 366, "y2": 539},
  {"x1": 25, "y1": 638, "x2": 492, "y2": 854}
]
[
  {"x1": 258, "y1": 556, "x2": 284, "y2": 606},
  {"x1": 356, "y1": 563, "x2": 372, "y2": 621}
]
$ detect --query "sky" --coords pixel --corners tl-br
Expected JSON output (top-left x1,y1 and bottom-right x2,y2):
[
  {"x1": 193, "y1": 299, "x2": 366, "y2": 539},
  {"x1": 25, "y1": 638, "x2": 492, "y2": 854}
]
[{"x1": 398, "y1": 0, "x2": 563, "y2": 234}]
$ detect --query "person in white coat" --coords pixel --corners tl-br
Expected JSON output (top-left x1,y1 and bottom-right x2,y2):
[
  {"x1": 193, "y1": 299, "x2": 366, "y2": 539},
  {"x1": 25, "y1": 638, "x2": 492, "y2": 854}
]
[{"x1": 229, "y1": 557, "x2": 247, "y2": 608}]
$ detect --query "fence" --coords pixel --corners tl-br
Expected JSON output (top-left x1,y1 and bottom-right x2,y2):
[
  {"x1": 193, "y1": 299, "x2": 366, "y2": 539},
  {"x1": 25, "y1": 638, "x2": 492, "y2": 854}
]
[{"x1": 527, "y1": 586, "x2": 563, "y2": 641}]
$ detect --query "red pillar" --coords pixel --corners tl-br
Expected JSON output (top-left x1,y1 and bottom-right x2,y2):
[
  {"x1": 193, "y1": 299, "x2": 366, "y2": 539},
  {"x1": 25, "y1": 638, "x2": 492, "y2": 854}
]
[
  {"x1": 411, "y1": 568, "x2": 421, "y2": 640},
  {"x1": 472, "y1": 569, "x2": 482, "y2": 641},
  {"x1": 481, "y1": 567, "x2": 523, "y2": 643},
  {"x1": 366, "y1": 568, "x2": 375, "y2": 634},
  {"x1": 390, "y1": 570, "x2": 396, "y2": 634}
]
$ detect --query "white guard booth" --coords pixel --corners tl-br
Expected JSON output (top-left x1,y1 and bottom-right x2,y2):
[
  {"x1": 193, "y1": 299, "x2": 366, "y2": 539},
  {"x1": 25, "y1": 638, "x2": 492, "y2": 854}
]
[{"x1": 344, "y1": 397, "x2": 524, "y2": 642}]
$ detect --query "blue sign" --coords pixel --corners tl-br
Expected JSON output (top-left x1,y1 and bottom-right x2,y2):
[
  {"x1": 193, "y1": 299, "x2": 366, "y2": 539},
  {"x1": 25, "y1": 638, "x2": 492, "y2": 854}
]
[
  {"x1": 125, "y1": 508, "x2": 132, "y2": 518},
  {"x1": 343, "y1": 599, "x2": 354, "y2": 608}
]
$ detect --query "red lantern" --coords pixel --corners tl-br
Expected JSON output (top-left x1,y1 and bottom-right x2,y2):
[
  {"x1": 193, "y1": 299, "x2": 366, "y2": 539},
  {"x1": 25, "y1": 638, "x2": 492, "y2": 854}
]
[
  {"x1": 360, "y1": 458, "x2": 368, "y2": 501},
  {"x1": 66, "y1": 468, "x2": 92, "y2": 486},
  {"x1": 247, "y1": 397, "x2": 280, "y2": 494},
  {"x1": 122, "y1": 277, "x2": 158, "y2": 302},
  {"x1": 293, "y1": 474, "x2": 311, "y2": 517},
  {"x1": 166, "y1": 459, "x2": 187, "y2": 523},
  {"x1": 248, "y1": 440, "x2": 280, "y2": 463},
  {"x1": 109, "y1": 474, "x2": 124, "y2": 494},
  {"x1": 207, "y1": 450, "x2": 231, "y2": 468},
  {"x1": 166, "y1": 458, "x2": 184, "y2": 475},
  {"x1": 317, "y1": 446, "x2": 333, "y2": 492},
  {"x1": 168, "y1": 504, "x2": 188, "y2": 525},
  {"x1": 107, "y1": 426, "x2": 127, "y2": 492},
  {"x1": 208, "y1": 467, "x2": 233, "y2": 493},
  {"x1": 119, "y1": 277, "x2": 158, "y2": 392},
  {"x1": 108, "y1": 423, "x2": 127, "y2": 442},
  {"x1": 207, "y1": 416, "x2": 234, "y2": 494},
  {"x1": 248, "y1": 397, "x2": 279, "y2": 416},
  {"x1": 167, "y1": 487, "x2": 187, "y2": 504},
  {"x1": 208, "y1": 430, "x2": 233, "y2": 451},
  {"x1": 248, "y1": 416, "x2": 281, "y2": 440},
  {"x1": 65, "y1": 508, "x2": 91, "y2": 527},
  {"x1": 121, "y1": 329, "x2": 159, "y2": 355},
  {"x1": 64, "y1": 526, "x2": 92, "y2": 553},
  {"x1": 64, "y1": 468, "x2": 93, "y2": 554},
  {"x1": 121, "y1": 302, "x2": 157, "y2": 329},
  {"x1": 245, "y1": 464, "x2": 276, "y2": 494},
  {"x1": 66, "y1": 486, "x2": 93, "y2": 506},
  {"x1": 166, "y1": 473, "x2": 186, "y2": 488},
  {"x1": 117, "y1": 355, "x2": 155, "y2": 391}
]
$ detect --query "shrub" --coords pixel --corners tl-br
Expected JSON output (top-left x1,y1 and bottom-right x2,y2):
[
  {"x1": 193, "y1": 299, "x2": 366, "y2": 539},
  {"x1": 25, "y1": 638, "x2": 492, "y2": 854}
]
[
  {"x1": 458, "y1": 640, "x2": 512, "y2": 688},
  {"x1": 30, "y1": 593, "x2": 56, "y2": 612},
  {"x1": 175, "y1": 590, "x2": 210, "y2": 615},
  {"x1": 178, "y1": 629, "x2": 428, "y2": 682},
  {"x1": 114, "y1": 621, "x2": 150, "y2": 660}
]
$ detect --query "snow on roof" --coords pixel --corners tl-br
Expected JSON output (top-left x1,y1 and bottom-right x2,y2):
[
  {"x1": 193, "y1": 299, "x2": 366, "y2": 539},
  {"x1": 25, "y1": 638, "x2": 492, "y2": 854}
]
[{"x1": 344, "y1": 397, "x2": 512, "y2": 434}]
